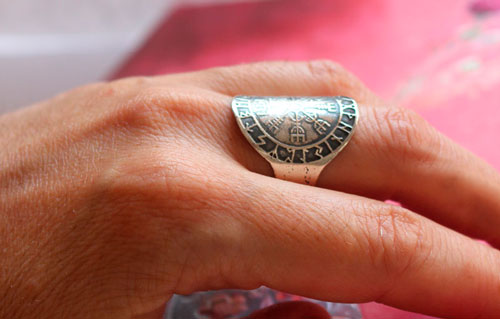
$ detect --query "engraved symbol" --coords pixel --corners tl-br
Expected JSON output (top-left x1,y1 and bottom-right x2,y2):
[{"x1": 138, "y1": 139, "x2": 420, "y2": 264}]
[
  {"x1": 327, "y1": 105, "x2": 338, "y2": 113},
  {"x1": 303, "y1": 111, "x2": 318, "y2": 122},
  {"x1": 290, "y1": 125, "x2": 306, "y2": 143},
  {"x1": 269, "y1": 145, "x2": 279, "y2": 159},
  {"x1": 313, "y1": 118, "x2": 330, "y2": 134},
  {"x1": 314, "y1": 147, "x2": 324, "y2": 159},
  {"x1": 237, "y1": 108, "x2": 251, "y2": 117},
  {"x1": 253, "y1": 99, "x2": 269, "y2": 116},
  {"x1": 289, "y1": 111, "x2": 307, "y2": 143},
  {"x1": 243, "y1": 98, "x2": 349, "y2": 149},
  {"x1": 266, "y1": 116, "x2": 285, "y2": 134},
  {"x1": 233, "y1": 96, "x2": 358, "y2": 165},
  {"x1": 244, "y1": 122, "x2": 258, "y2": 131},
  {"x1": 337, "y1": 121, "x2": 353, "y2": 134},
  {"x1": 288, "y1": 111, "x2": 305, "y2": 122},
  {"x1": 303, "y1": 111, "x2": 331, "y2": 135}
]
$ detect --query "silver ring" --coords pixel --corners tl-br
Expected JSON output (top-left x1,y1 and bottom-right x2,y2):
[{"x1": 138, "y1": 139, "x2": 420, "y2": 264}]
[{"x1": 232, "y1": 96, "x2": 358, "y2": 185}]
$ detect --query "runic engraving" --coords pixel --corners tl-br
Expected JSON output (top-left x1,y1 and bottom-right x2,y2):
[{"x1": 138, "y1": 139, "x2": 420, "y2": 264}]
[
  {"x1": 232, "y1": 96, "x2": 357, "y2": 164},
  {"x1": 314, "y1": 144, "x2": 327, "y2": 159},
  {"x1": 268, "y1": 145, "x2": 279, "y2": 159},
  {"x1": 244, "y1": 122, "x2": 258, "y2": 131},
  {"x1": 337, "y1": 121, "x2": 353, "y2": 134}
]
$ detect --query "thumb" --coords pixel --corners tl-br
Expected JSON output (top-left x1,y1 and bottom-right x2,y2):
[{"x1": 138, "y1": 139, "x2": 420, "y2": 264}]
[{"x1": 244, "y1": 301, "x2": 331, "y2": 319}]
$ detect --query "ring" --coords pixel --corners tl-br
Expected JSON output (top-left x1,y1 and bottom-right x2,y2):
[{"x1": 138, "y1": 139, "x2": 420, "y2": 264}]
[{"x1": 232, "y1": 96, "x2": 358, "y2": 185}]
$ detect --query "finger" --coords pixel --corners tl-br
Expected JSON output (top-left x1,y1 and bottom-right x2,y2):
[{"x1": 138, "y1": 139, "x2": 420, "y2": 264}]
[
  {"x1": 172, "y1": 60, "x2": 500, "y2": 248},
  {"x1": 176, "y1": 173, "x2": 500, "y2": 318},
  {"x1": 160, "y1": 60, "x2": 383, "y2": 105},
  {"x1": 244, "y1": 301, "x2": 330, "y2": 319},
  {"x1": 323, "y1": 103, "x2": 500, "y2": 248}
]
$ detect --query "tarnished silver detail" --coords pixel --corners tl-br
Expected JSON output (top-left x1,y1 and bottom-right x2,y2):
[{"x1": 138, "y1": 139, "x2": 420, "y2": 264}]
[{"x1": 232, "y1": 96, "x2": 358, "y2": 185}]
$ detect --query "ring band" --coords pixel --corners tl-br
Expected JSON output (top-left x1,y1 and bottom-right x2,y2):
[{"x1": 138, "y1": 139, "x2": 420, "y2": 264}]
[{"x1": 232, "y1": 96, "x2": 358, "y2": 185}]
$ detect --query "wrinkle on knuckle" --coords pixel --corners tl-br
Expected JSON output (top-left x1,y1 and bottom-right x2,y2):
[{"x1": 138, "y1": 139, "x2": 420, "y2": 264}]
[
  {"x1": 102, "y1": 84, "x2": 229, "y2": 154},
  {"x1": 99, "y1": 149, "x2": 237, "y2": 224},
  {"x1": 203, "y1": 65, "x2": 254, "y2": 95},
  {"x1": 95, "y1": 155, "x2": 171, "y2": 220},
  {"x1": 99, "y1": 150, "x2": 180, "y2": 205},
  {"x1": 95, "y1": 85, "x2": 167, "y2": 136},
  {"x1": 306, "y1": 59, "x2": 345, "y2": 77},
  {"x1": 127, "y1": 86, "x2": 178, "y2": 127},
  {"x1": 109, "y1": 76, "x2": 153, "y2": 92},
  {"x1": 305, "y1": 59, "x2": 358, "y2": 93},
  {"x1": 356, "y1": 204, "x2": 429, "y2": 277},
  {"x1": 96, "y1": 149, "x2": 238, "y2": 234},
  {"x1": 89, "y1": 153, "x2": 217, "y2": 259},
  {"x1": 374, "y1": 106, "x2": 442, "y2": 165},
  {"x1": 102, "y1": 85, "x2": 216, "y2": 137},
  {"x1": 137, "y1": 86, "x2": 225, "y2": 127}
]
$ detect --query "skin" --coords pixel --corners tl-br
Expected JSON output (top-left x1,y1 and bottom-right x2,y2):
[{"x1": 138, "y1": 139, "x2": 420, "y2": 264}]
[{"x1": 1, "y1": 60, "x2": 500, "y2": 319}]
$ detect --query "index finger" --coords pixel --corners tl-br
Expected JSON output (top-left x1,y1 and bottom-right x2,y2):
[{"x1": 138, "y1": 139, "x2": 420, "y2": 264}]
[{"x1": 160, "y1": 60, "x2": 383, "y2": 105}]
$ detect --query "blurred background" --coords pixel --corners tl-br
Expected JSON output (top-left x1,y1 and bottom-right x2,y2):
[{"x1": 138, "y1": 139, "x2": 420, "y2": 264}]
[
  {"x1": 1, "y1": 0, "x2": 500, "y2": 318},
  {"x1": 0, "y1": 0, "x2": 249, "y2": 112}
]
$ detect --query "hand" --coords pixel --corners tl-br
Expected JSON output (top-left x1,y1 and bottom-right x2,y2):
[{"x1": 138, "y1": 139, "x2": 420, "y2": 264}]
[{"x1": 1, "y1": 61, "x2": 500, "y2": 319}]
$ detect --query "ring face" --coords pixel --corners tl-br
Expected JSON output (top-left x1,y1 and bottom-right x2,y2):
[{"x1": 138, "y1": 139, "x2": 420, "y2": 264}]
[{"x1": 232, "y1": 96, "x2": 358, "y2": 166}]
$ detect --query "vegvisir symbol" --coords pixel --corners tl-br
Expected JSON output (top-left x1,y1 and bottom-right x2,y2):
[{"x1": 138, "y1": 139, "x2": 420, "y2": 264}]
[
  {"x1": 232, "y1": 96, "x2": 358, "y2": 166},
  {"x1": 263, "y1": 108, "x2": 333, "y2": 144}
]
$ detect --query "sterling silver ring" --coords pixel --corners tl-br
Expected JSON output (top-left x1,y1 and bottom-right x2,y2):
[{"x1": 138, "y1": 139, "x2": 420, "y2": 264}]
[{"x1": 232, "y1": 96, "x2": 358, "y2": 186}]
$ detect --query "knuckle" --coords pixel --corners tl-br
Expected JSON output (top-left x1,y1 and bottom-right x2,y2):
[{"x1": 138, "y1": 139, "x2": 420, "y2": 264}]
[
  {"x1": 91, "y1": 83, "x2": 167, "y2": 135},
  {"x1": 103, "y1": 84, "x2": 215, "y2": 134},
  {"x1": 358, "y1": 204, "x2": 430, "y2": 276},
  {"x1": 307, "y1": 59, "x2": 346, "y2": 75},
  {"x1": 92, "y1": 152, "x2": 245, "y2": 286},
  {"x1": 132, "y1": 85, "x2": 223, "y2": 126},
  {"x1": 306, "y1": 59, "x2": 346, "y2": 81},
  {"x1": 116, "y1": 86, "x2": 172, "y2": 130},
  {"x1": 204, "y1": 64, "x2": 235, "y2": 80},
  {"x1": 108, "y1": 76, "x2": 153, "y2": 92},
  {"x1": 98, "y1": 149, "x2": 225, "y2": 217},
  {"x1": 375, "y1": 106, "x2": 442, "y2": 164},
  {"x1": 305, "y1": 59, "x2": 359, "y2": 92},
  {"x1": 92, "y1": 151, "x2": 204, "y2": 246},
  {"x1": 202, "y1": 64, "x2": 253, "y2": 95},
  {"x1": 97, "y1": 152, "x2": 166, "y2": 212}
]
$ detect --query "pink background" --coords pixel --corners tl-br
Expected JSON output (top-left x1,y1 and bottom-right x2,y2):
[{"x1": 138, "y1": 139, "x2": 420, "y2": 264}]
[{"x1": 114, "y1": 0, "x2": 500, "y2": 317}]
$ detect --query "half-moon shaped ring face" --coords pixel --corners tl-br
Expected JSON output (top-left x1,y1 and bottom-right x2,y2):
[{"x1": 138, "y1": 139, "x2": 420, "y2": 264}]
[{"x1": 232, "y1": 96, "x2": 358, "y2": 166}]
